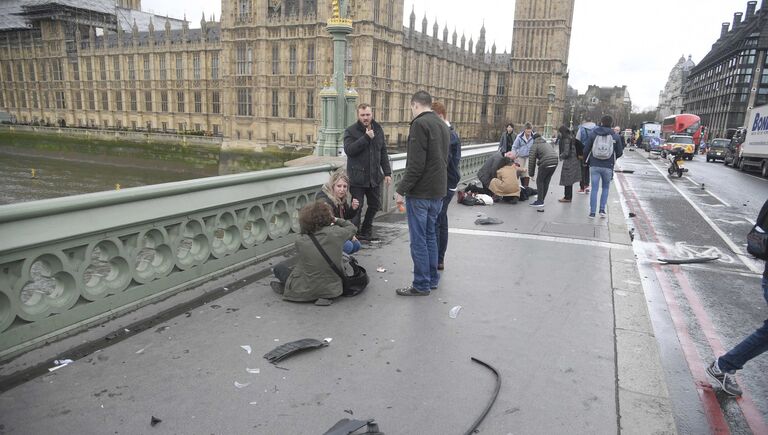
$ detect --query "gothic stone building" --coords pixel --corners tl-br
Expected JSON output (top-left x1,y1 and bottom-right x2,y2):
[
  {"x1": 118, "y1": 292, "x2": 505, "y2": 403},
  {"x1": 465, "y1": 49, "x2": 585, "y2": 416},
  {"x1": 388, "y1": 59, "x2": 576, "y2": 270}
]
[
  {"x1": 683, "y1": 1, "x2": 768, "y2": 138},
  {"x1": 0, "y1": 0, "x2": 575, "y2": 148},
  {"x1": 657, "y1": 55, "x2": 695, "y2": 120}
]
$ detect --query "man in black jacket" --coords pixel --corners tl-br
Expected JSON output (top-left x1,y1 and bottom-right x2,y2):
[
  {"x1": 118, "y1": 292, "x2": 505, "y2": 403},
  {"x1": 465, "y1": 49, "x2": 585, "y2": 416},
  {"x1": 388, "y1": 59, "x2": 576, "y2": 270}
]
[
  {"x1": 343, "y1": 103, "x2": 392, "y2": 241},
  {"x1": 395, "y1": 91, "x2": 449, "y2": 296}
]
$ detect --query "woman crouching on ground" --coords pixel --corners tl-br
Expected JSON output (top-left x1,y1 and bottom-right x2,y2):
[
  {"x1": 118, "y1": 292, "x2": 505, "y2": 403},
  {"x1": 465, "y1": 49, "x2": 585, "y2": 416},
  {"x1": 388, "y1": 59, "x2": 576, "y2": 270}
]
[
  {"x1": 271, "y1": 201, "x2": 358, "y2": 306},
  {"x1": 316, "y1": 168, "x2": 361, "y2": 254}
]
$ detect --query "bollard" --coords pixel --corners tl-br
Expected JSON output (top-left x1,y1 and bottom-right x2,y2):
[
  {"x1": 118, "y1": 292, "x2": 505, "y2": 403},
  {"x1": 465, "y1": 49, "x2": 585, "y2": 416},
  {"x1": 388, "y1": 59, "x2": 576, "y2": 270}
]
[
  {"x1": 115, "y1": 183, "x2": 121, "y2": 191},
  {"x1": 30, "y1": 168, "x2": 37, "y2": 179}
]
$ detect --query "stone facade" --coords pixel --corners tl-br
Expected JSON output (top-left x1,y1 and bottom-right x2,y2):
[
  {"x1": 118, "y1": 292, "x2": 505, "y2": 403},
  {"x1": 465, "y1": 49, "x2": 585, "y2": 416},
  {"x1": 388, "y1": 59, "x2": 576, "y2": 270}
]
[
  {"x1": 683, "y1": 1, "x2": 768, "y2": 138},
  {"x1": 0, "y1": 0, "x2": 576, "y2": 148},
  {"x1": 657, "y1": 55, "x2": 695, "y2": 120}
]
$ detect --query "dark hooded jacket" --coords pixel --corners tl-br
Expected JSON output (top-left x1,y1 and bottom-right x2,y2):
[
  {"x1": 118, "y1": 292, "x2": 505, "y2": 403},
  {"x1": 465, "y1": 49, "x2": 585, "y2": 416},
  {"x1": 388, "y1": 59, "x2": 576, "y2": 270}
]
[
  {"x1": 447, "y1": 124, "x2": 462, "y2": 191},
  {"x1": 584, "y1": 126, "x2": 624, "y2": 169}
]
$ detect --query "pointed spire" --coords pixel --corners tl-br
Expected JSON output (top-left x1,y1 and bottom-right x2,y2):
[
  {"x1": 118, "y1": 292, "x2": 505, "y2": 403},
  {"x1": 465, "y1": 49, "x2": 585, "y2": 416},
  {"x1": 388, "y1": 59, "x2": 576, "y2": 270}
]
[
  {"x1": 132, "y1": 18, "x2": 138, "y2": 35},
  {"x1": 460, "y1": 33, "x2": 465, "y2": 50},
  {"x1": 469, "y1": 36, "x2": 474, "y2": 53},
  {"x1": 164, "y1": 16, "x2": 171, "y2": 33},
  {"x1": 452, "y1": 28, "x2": 457, "y2": 46},
  {"x1": 433, "y1": 18, "x2": 438, "y2": 39},
  {"x1": 443, "y1": 22, "x2": 448, "y2": 42},
  {"x1": 200, "y1": 11, "x2": 207, "y2": 32},
  {"x1": 422, "y1": 13, "x2": 428, "y2": 34},
  {"x1": 409, "y1": 5, "x2": 416, "y2": 28},
  {"x1": 148, "y1": 17, "x2": 155, "y2": 34}
]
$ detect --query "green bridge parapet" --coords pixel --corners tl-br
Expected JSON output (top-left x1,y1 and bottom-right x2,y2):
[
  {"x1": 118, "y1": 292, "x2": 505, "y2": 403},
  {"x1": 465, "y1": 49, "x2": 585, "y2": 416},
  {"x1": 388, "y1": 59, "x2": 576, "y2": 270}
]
[{"x1": 0, "y1": 143, "x2": 498, "y2": 359}]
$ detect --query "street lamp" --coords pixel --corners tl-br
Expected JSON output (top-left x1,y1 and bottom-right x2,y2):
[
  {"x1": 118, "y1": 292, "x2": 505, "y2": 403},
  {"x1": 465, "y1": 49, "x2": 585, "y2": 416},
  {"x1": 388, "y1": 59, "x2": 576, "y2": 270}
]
[
  {"x1": 545, "y1": 81, "x2": 556, "y2": 139},
  {"x1": 569, "y1": 101, "x2": 575, "y2": 131}
]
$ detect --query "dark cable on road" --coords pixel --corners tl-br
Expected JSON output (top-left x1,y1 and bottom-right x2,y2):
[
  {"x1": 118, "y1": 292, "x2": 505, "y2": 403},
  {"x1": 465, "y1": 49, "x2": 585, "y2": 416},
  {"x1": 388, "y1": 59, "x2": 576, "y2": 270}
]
[{"x1": 463, "y1": 357, "x2": 501, "y2": 435}]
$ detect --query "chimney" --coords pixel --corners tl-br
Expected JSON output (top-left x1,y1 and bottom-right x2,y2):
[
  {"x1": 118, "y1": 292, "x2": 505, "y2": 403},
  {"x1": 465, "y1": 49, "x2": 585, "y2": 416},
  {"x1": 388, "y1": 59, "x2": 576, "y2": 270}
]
[
  {"x1": 721, "y1": 22, "x2": 730, "y2": 38},
  {"x1": 747, "y1": 1, "x2": 757, "y2": 17},
  {"x1": 733, "y1": 12, "x2": 743, "y2": 27}
]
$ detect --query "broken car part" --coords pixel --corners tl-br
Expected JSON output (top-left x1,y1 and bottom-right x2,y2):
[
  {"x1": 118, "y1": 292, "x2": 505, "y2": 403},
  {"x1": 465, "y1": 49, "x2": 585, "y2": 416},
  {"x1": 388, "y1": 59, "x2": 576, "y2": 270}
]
[{"x1": 263, "y1": 338, "x2": 329, "y2": 364}]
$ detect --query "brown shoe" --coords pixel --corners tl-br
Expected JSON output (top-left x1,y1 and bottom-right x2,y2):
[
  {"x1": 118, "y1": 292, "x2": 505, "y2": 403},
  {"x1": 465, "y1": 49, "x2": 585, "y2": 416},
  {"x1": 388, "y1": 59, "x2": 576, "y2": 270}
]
[{"x1": 558, "y1": 198, "x2": 572, "y2": 203}]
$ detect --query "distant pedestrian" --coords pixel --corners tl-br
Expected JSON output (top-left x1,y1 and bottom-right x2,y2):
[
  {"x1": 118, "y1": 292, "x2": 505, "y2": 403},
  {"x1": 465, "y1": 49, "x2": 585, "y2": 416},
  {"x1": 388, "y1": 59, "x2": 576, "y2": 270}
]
[
  {"x1": 315, "y1": 168, "x2": 361, "y2": 254},
  {"x1": 395, "y1": 90, "x2": 450, "y2": 296},
  {"x1": 584, "y1": 115, "x2": 623, "y2": 218},
  {"x1": 527, "y1": 133, "x2": 559, "y2": 210},
  {"x1": 343, "y1": 103, "x2": 392, "y2": 242},
  {"x1": 707, "y1": 198, "x2": 768, "y2": 397},
  {"x1": 557, "y1": 125, "x2": 580, "y2": 203},
  {"x1": 498, "y1": 123, "x2": 515, "y2": 155},
  {"x1": 613, "y1": 126, "x2": 626, "y2": 149},
  {"x1": 512, "y1": 122, "x2": 535, "y2": 187},
  {"x1": 576, "y1": 117, "x2": 597, "y2": 193}
]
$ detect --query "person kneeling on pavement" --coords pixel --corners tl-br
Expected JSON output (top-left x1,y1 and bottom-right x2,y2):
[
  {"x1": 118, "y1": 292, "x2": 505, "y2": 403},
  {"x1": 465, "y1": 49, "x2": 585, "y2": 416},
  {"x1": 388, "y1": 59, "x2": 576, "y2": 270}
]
[
  {"x1": 270, "y1": 202, "x2": 358, "y2": 306},
  {"x1": 315, "y1": 168, "x2": 361, "y2": 255},
  {"x1": 489, "y1": 151, "x2": 526, "y2": 203}
]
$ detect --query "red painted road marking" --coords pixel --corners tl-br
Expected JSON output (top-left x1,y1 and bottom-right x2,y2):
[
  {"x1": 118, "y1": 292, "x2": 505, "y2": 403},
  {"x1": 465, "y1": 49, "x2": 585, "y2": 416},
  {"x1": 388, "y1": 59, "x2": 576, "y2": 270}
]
[
  {"x1": 617, "y1": 173, "x2": 730, "y2": 434},
  {"x1": 618, "y1": 172, "x2": 768, "y2": 435}
]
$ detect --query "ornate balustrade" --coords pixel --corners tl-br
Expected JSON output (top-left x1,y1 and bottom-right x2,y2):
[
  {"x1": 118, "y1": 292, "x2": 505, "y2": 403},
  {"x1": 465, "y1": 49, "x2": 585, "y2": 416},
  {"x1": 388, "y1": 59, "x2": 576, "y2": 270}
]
[{"x1": 0, "y1": 143, "x2": 498, "y2": 358}]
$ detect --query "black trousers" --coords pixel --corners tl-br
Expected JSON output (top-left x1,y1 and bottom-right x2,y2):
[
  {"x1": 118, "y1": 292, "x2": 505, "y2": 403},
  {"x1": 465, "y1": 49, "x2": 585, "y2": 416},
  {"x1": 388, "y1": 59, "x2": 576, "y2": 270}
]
[
  {"x1": 580, "y1": 161, "x2": 590, "y2": 189},
  {"x1": 564, "y1": 185, "x2": 573, "y2": 200},
  {"x1": 350, "y1": 185, "x2": 381, "y2": 234},
  {"x1": 273, "y1": 261, "x2": 292, "y2": 285},
  {"x1": 536, "y1": 165, "x2": 557, "y2": 202}
]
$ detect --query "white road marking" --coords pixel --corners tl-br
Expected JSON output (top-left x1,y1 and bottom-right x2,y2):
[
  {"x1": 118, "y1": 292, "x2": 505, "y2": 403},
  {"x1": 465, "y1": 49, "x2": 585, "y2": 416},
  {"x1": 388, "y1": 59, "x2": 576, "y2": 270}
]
[
  {"x1": 374, "y1": 222, "x2": 631, "y2": 250},
  {"x1": 684, "y1": 176, "x2": 731, "y2": 206},
  {"x1": 714, "y1": 218, "x2": 747, "y2": 225},
  {"x1": 647, "y1": 161, "x2": 763, "y2": 274}
]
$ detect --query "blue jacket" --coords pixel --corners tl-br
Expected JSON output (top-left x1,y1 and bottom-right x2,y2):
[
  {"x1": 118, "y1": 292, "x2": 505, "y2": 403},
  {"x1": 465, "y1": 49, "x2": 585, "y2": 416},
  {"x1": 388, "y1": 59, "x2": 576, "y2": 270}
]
[
  {"x1": 584, "y1": 126, "x2": 623, "y2": 169},
  {"x1": 512, "y1": 131, "x2": 535, "y2": 158},
  {"x1": 447, "y1": 124, "x2": 462, "y2": 191}
]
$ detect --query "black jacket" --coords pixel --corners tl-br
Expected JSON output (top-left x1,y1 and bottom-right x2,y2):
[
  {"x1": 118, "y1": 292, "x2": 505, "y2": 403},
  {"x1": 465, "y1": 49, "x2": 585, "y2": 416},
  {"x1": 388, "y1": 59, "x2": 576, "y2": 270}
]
[
  {"x1": 343, "y1": 120, "x2": 392, "y2": 188},
  {"x1": 447, "y1": 125, "x2": 462, "y2": 191},
  {"x1": 396, "y1": 111, "x2": 449, "y2": 199}
]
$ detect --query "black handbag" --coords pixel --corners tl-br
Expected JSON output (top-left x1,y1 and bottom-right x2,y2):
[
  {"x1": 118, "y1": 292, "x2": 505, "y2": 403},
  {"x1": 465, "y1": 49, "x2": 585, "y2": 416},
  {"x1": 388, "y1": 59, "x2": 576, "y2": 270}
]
[
  {"x1": 746, "y1": 224, "x2": 768, "y2": 260},
  {"x1": 308, "y1": 234, "x2": 369, "y2": 297}
]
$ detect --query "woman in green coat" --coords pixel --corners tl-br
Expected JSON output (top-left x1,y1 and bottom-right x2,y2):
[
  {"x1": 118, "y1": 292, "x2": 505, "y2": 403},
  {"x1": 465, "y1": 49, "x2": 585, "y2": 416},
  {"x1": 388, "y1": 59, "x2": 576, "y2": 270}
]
[{"x1": 271, "y1": 201, "x2": 357, "y2": 305}]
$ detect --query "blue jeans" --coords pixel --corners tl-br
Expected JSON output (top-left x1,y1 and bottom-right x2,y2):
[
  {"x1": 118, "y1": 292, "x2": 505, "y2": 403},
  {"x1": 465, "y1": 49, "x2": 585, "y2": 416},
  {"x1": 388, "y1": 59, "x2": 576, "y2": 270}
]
[
  {"x1": 718, "y1": 277, "x2": 768, "y2": 372},
  {"x1": 406, "y1": 197, "x2": 442, "y2": 291},
  {"x1": 437, "y1": 191, "x2": 455, "y2": 264},
  {"x1": 590, "y1": 166, "x2": 613, "y2": 214},
  {"x1": 343, "y1": 239, "x2": 361, "y2": 255}
]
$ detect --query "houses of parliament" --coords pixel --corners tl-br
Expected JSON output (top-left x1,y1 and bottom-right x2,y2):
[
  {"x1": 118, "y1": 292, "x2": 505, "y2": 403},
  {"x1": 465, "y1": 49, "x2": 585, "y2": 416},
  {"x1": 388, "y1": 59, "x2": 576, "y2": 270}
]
[{"x1": 0, "y1": 0, "x2": 574, "y2": 148}]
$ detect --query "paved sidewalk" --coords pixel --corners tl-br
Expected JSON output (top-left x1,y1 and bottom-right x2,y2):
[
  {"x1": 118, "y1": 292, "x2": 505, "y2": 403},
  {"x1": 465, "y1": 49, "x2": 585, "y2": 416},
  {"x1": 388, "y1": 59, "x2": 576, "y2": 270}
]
[{"x1": 0, "y1": 172, "x2": 677, "y2": 434}]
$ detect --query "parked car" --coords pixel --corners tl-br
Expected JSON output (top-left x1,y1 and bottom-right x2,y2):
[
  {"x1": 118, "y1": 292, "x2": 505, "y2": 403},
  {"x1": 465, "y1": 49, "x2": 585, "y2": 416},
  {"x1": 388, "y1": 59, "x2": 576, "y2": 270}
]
[
  {"x1": 724, "y1": 128, "x2": 746, "y2": 166},
  {"x1": 706, "y1": 138, "x2": 729, "y2": 162}
]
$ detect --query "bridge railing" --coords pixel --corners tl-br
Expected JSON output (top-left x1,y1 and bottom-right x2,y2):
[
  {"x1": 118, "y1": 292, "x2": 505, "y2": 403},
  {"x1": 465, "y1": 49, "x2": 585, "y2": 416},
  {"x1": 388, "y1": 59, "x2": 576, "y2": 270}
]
[{"x1": 0, "y1": 143, "x2": 498, "y2": 358}]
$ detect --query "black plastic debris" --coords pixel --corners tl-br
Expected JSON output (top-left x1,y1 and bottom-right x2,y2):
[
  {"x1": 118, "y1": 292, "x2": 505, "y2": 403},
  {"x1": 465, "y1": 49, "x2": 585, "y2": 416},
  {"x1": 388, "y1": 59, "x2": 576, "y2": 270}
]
[
  {"x1": 628, "y1": 212, "x2": 636, "y2": 218},
  {"x1": 263, "y1": 338, "x2": 329, "y2": 364},
  {"x1": 323, "y1": 418, "x2": 383, "y2": 435},
  {"x1": 474, "y1": 217, "x2": 504, "y2": 225},
  {"x1": 658, "y1": 256, "x2": 720, "y2": 265},
  {"x1": 463, "y1": 357, "x2": 501, "y2": 435},
  {"x1": 150, "y1": 416, "x2": 162, "y2": 427}
]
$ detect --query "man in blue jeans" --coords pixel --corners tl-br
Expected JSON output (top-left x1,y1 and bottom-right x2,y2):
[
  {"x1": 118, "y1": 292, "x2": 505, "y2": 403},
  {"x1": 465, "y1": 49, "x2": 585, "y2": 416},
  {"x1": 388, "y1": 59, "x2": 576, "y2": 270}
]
[
  {"x1": 395, "y1": 91, "x2": 450, "y2": 296},
  {"x1": 583, "y1": 115, "x2": 623, "y2": 218},
  {"x1": 707, "y1": 198, "x2": 768, "y2": 396}
]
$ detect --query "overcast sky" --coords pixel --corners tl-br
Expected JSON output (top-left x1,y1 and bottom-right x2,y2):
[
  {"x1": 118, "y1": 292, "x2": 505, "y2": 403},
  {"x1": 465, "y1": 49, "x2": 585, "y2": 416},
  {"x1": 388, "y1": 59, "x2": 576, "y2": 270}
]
[{"x1": 143, "y1": 0, "x2": 752, "y2": 111}]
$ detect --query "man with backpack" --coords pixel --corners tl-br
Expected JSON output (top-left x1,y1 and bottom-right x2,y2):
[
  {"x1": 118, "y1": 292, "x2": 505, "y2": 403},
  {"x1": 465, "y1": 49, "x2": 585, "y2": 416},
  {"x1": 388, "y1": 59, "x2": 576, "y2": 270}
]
[
  {"x1": 583, "y1": 115, "x2": 623, "y2": 218},
  {"x1": 576, "y1": 117, "x2": 596, "y2": 193}
]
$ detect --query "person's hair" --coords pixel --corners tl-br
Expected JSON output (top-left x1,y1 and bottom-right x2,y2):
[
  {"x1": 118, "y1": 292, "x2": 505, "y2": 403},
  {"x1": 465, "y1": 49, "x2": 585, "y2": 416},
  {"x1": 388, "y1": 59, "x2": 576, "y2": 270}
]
[
  {"x1": 357, "y1": 103, "x2": 371, "y2": 112},
  {"x1": 524, "y1": 122, "x2": 532, "y2": 130},
  {"x1": 299, "y1": 202, "x2": 334, "y2": 235},
  {"x1": 506, "y1": 123, "x2": 514, "y2": 129},
  {"x1": 503, "y1": 157, "x2": 516, "y2": 166},
  {"x1": 558, "y1": 125, "x2": 571, "y2": 138},
  {"x1": 410, "y1": 90, "x2": 432, "y2": 107},
  {"x1": 321, "y1": 167, "x2": 349, "y2": 208},
  {"x1": 431, "y1": 101, "x2": 447, "y2": 116},
  {"x1": 600, "y1": 115, "x2": 613, "y2": 127}
]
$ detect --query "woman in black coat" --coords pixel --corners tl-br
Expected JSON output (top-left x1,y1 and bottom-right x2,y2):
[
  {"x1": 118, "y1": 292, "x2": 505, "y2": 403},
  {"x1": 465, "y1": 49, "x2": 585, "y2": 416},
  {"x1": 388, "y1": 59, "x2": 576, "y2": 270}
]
[{"x1": 557, "y1": 125, "x2": 581, "y2": 202}]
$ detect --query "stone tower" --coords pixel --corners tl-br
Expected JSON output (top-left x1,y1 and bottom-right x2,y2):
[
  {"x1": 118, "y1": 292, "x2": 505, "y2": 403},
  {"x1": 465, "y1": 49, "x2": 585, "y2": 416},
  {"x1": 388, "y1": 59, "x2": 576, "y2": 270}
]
[{"x1": 508, "y1": 0, "x2": 575, "y2": 133}]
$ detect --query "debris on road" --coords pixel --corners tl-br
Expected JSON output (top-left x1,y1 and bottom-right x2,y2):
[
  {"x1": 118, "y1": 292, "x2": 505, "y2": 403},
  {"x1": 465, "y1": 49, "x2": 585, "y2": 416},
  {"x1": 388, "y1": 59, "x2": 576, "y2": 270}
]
[
  {"x1": 464, "y1": 357, "x2": 501, "y2": 435},
  {"x1": 658, "y1": 255, "x2": 720, "y2": 265},
  {"x1": 263, "y1": 338, "x2": 330, "y2": 364},
  {"x1": 628, "y1": 212, "x2": 636, "y2": 218},
  {"x1": 449, "y1": 306, "x2": 463, "y2": 318},
  {"x1": 376, "y1": 266, "x2": 386, "y2": 273},
  {"x1": 48, "y1": 359, "x2": 74, "y2": 372},
  {"x1": 246, "y1": 368, "x2": 260, "y2": 374},
  {"x1": 150, "y1": 416, "x2": 162, "y2": 427},
  {"x1": 474, "y1": 217, "x2": 503, "y2": 225},
  {"x1": 240, "y1": 345, "x2": 252, "y2": 355},
  {"x1": 322, "y1": 419, "x2": 383, "y2": 435},
  {"x1": 234, "y1": 381, "x2": 250, "y2": 389}
]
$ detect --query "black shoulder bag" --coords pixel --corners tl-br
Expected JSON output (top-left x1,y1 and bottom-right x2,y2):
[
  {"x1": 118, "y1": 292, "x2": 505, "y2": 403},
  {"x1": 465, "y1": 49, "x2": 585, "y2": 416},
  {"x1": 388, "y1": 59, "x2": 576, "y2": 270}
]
[
  {"x1": 746, "y1": 201, "x2": 768, "y2": 260},
  {"x1": 307, "y1": 233, "x2": 369, "y2": 296}
]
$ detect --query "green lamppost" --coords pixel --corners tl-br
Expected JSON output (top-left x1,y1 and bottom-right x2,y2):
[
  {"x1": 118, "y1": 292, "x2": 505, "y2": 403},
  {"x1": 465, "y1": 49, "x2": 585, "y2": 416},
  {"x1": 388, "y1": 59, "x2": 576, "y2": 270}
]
[
  {"x1": 315, "y1": 0, "x2": 358, "y2": 156},
  {"x1": 545, "y1": 80, "x2": 556, "y2": 139}
]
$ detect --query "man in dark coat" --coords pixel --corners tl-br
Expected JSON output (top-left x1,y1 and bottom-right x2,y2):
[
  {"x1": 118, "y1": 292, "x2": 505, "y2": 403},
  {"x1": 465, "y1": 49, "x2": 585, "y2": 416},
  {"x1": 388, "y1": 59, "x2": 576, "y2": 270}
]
[
  {"x1": 395, "y1": 91, "x2": 449, "y2": 296},
  {"x1": 343, "y1": 103, "x2": 392, "y2": 241}
]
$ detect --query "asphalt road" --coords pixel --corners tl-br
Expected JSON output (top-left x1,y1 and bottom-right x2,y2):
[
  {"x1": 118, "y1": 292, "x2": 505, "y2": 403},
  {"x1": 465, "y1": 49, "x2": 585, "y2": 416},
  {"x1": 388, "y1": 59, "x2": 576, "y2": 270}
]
[{"x1": 615, "y1": 148, "x2": 768, "y2": 434}]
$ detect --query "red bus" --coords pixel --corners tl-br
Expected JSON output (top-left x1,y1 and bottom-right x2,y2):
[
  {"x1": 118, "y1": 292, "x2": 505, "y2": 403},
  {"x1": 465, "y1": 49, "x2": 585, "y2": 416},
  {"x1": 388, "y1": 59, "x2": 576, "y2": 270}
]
[{"x1": 662, "y1": 114, "x2": 704, "y2": 148}]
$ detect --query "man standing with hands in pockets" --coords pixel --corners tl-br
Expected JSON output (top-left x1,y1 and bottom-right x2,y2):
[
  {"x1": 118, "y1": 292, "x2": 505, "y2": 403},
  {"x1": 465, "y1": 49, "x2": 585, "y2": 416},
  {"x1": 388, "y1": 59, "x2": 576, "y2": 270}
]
[
  {"x1": 343, "y1": 104, "x2": 392, "y2": 242},
  {"x1": 395, "y1": 91, "x2": 450, "y2": 296}
]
